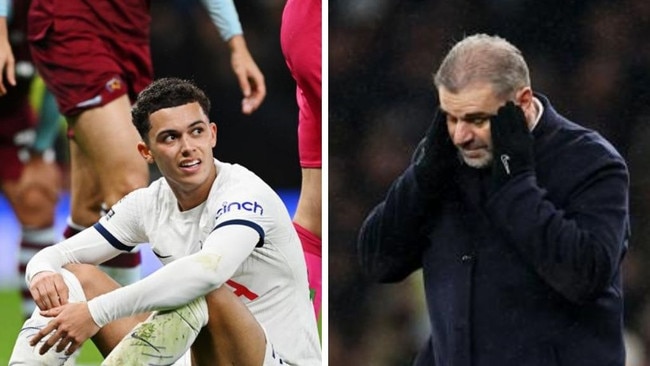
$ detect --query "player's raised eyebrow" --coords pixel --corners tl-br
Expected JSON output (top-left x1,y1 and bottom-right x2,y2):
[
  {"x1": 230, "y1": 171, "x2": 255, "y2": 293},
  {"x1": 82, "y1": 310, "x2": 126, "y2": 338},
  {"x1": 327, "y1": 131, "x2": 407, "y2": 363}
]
[
  {"x1": 186, "y1": 120, "x2": 208, "y2": 129},
  {"x1": 156, "y1": 120, "x2": 206, "y2": 137}
]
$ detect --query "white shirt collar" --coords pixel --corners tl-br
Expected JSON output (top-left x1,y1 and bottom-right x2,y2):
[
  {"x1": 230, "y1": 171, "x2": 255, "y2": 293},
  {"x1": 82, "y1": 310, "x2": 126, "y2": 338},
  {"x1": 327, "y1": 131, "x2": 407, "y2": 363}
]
[{"x1": 530, "y1": 97, "x2": 544, "y2": 131}]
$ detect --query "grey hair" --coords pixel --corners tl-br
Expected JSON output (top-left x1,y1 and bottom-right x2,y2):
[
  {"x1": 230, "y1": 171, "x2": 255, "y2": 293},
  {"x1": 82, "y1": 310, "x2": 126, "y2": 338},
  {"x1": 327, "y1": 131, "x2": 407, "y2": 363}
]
[{"x1": 433, "y1": 34, "x2": 530, "y2": 99}]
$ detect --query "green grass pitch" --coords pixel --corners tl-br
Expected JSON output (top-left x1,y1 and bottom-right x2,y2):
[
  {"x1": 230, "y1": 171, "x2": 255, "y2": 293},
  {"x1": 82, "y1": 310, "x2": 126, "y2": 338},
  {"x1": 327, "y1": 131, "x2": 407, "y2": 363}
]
[
  {"x1": 0, "y1": 288, "x2": 323, "y2": 364},
  {"x1": 0, "y1": 288, "x2": 103, "y2": 365}
]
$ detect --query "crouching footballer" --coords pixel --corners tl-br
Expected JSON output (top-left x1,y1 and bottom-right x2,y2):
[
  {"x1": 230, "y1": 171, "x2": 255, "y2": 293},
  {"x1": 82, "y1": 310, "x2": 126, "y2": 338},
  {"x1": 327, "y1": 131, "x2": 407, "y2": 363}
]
[{"x1": 9, "y1": 78, "x2": 321, "y2": 365}]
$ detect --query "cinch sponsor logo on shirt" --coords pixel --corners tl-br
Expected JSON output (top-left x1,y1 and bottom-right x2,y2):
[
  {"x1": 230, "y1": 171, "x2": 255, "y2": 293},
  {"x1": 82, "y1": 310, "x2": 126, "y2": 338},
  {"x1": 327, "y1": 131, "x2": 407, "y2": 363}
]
[{"x1": 215, "y1": 201, "x2": 264, "y2": 219}]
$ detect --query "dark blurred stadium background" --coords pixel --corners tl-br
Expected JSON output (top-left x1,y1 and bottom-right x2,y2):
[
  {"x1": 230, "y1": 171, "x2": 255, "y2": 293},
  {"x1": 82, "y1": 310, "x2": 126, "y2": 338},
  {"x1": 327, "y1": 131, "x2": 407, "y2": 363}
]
[{"x1": 329, "y1": 1, "x2": 650, "y2": 365}]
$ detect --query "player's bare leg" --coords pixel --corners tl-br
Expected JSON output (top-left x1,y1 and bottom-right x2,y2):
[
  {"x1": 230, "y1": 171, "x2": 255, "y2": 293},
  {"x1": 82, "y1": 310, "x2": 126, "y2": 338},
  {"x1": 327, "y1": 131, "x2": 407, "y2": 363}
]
[
  {"x1": 66, "y1": 138, "x2": 103, "y2": 231},
  {"x1": 293, "y1": 167, "x2": 322, "y2": 317},
  {"x1": 103, "y1": 287, "x2": 267, "y2": 366},
  {"x1": 2, "y1": 157, "x2": 61, "y2": 319},
  {"x1": 190, "y1": 287, "x2": 266, "y2": 366},
  {"x1": 294, "y1": 168, "x2": 321, "y2": 238},
  {"x1": 67, "y1": 95, "x2": 148, "y2": 209},
  {"x1": 66, "y1": 95, "x2": 146, "y2": 285}
]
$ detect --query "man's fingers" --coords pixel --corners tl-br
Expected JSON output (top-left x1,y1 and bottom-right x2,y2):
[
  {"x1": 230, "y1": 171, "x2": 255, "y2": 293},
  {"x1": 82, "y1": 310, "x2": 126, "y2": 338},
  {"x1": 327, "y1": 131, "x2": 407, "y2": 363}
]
[
  {"x1": 242, "y1": 94, "x2": 262, "y2": 115},
  {"x1": 7, "y1": 61, "x2": 15, "y2": 86},
  {"x1": 41, "y1": 284, "x2": 61, "y2": 309},
  {"x1": 54, "y1": 279, "x2": 69, "y2": 306},
  {"x1": 55, "y1": 333, "x2": 81, "y2": 355},
  {"x1": 236, "y1": 71, "x2": 251, "y2": 98},
  {"x1": 41, "y1": 306, "x2": 63, "y2": 318},
  {"x1": 241, "y1": 76, "x2": 266, "y2": 115},
  {"x1": 55, "y1": 336, "x2": 70, "y2": 353},
  {"x1": 39, "y1": 329, "x2": 61, "y2": 355},
  {"x1": 29, "y1": 319, "x2": 57, "y2": 348},
  {"x1": 0, "y1": 60, "x2": 16, "y2": 96},
  {"x1": 33, "y1": 276, "x2": 68, "y2": 309},
  {"x1": 65, "y1": 341, "x2": 81, "y2": 356},
  {"x1": 35, "y1": 286, "x2": 52, "y2": 310}
]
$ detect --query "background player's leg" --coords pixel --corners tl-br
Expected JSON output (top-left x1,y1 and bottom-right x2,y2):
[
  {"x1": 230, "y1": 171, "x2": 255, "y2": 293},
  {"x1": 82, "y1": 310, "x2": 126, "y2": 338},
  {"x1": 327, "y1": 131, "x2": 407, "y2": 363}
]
[
  {"x1": 2, "y1": 159, "x2": 60, "y2": 319},
  {"x1": 294, "y1": 168, "x2": 322, "y2": 238},
  {"x1": 293, "y1": 167, "x2": 322, "y2": 317},
  {"x1": 66, "y1": 97, "x2": 145, "y2": 285},
  {"x1": 67, "y1": 95, "x2": 148, "y2": 208},
  {"x1": 65, "y1": 138, "x2": 102, "y2": 238}
]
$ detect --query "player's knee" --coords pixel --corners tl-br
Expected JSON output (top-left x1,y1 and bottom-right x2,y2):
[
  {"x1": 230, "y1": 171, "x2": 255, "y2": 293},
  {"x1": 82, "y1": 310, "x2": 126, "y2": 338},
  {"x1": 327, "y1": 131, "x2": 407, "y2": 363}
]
[
  {"x1": 14, "y1": 185, "x2": 57, "y2": 227},
  {"x1": 21, "y1": 184, "x2": 57, "y2": 208},
  {"x1": 205, "y1": 287, "x2": 236, "y2": 313},
  {"x1": 106, "y1": 174, "x2": 149, "y2": 204}
]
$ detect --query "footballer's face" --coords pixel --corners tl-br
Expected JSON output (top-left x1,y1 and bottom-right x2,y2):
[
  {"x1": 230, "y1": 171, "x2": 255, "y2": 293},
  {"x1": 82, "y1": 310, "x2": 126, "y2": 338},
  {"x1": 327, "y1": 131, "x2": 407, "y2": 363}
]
[
  {"x1": 438, "y1": 83, "x2": 502, "y2": 169},
  {"x1": 138, "y1": 102, "x2": 217, "y2": 206}
]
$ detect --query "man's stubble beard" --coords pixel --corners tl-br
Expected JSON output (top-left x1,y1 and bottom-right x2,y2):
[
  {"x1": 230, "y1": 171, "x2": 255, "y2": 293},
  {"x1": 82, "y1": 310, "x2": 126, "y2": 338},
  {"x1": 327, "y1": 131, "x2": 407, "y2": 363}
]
[{"x1": 458, "y1": 149, "x2": 493, "y2": 169}]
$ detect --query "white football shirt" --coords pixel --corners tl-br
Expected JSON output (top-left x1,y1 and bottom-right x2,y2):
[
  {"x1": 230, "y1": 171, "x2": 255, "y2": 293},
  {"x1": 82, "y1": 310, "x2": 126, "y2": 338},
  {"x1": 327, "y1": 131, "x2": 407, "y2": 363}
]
[{"x1": 29, "y1": 159, "x2": 321, "y2": 365}]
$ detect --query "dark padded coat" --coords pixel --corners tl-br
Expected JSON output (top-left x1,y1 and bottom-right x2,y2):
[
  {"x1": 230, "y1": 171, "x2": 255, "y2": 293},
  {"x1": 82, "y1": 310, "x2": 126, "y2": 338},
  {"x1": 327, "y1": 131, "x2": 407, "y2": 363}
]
[{"x1": 358, "y1": 95, "x2": 629, "y2": 366}]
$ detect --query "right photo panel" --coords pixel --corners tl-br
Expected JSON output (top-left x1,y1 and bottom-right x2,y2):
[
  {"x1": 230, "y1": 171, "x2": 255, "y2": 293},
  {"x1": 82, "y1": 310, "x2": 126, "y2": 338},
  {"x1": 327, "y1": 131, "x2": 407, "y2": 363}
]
[{"x1": 329, "y1": 1, "x2": 650, "y2": 365}]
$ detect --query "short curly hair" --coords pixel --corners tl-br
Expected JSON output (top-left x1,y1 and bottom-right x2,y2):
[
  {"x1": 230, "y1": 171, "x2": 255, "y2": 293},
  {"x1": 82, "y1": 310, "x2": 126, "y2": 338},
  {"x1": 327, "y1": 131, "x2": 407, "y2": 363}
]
[{"x1": 131, "y1": 78, "x2": 211, "y2": 142}]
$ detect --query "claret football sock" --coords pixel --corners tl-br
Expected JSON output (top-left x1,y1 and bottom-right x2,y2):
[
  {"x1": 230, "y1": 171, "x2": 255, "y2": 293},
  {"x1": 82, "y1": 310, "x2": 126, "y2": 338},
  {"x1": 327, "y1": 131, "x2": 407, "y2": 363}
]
[
  {"x1": 293, "y1": 222, "x2": 322, "y2": 318},
  {"x1": 99, "y1": 248, "x2": 142, "y2": 286},
  {"x1": 99, "y1": 204, "x2": 143, "y2": 286},
  {"x1": 65, "y1": 216, "x2": 142, "y2": 286}
]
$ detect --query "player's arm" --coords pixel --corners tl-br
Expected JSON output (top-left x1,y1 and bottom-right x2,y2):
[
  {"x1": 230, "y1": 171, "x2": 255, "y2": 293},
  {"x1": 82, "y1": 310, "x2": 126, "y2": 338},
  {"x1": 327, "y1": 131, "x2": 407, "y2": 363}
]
[
  {"x1": 199, "y1": 0, "x2": 265, "y2": 115},
  {"x1": 357, "y1": 165, "x2": 434, "y2": 283},
  {"x1": 26, "y1": 228, "x2": 128, "y2": 311},
  {"x1": 87, "y1": 223, "x2": 260, "y2": 327},
  {"x1": 359, "y1": 111, "x2": 459, "y2": 282},
  {"x1": 485, "y1": 153, "x2": 629, "y2": 304},
  {"x1": 0, "y1": 0, "x2": 16, "y2": 96}
]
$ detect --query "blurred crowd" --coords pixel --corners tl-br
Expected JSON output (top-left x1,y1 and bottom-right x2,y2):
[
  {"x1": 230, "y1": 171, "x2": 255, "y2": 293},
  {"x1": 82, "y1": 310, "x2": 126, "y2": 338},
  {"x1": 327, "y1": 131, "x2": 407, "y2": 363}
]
[{"x1": 329, "y1": 1, "x2": 650, "y2": 365}]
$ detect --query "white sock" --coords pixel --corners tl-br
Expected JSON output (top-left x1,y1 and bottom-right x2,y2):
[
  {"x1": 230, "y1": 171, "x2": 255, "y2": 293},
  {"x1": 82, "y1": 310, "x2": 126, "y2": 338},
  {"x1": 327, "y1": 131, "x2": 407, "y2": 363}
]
[
  {"x1": 8, "y1": 268, "x2": 85, "y2": 366},
  {"x1": 102, "y1": 297, "x2": 208, "y2": 366}
]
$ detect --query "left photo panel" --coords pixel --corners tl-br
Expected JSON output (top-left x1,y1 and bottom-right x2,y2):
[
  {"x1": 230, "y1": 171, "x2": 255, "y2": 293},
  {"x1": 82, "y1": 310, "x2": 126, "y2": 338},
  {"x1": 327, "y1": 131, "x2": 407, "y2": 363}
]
[{"x1": 0, "y1": 0, "x2": 323, "y2": 364}]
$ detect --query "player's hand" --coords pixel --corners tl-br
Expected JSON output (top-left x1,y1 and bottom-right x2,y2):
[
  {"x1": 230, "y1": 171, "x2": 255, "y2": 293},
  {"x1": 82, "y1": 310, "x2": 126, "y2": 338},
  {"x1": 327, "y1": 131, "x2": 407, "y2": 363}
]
[
  {"x1": 412, "y1": 108, "x2": 459, "y2": 195},
  {"x1": 228, "y1": 35, "x2": 266, "y2": 115},
  {"x1": 30, "y1": 271, "x2": 70, "y2": 311},
  {"x1": 489, "y1": 101, "x2": 534, "y2": 193},
  {"x1": 30, "y1": 302, "x2": 100, "y2": 356},
  {"x1": 0, "y1": 18, "x2": 17, "y2": 96}
]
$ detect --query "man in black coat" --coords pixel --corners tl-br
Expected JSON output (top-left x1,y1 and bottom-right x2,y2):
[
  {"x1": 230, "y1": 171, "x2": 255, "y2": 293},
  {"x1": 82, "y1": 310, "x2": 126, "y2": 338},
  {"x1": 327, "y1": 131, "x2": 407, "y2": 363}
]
[{"x1": 358, "y1": 33, "x2": 630, "y2": 366}]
